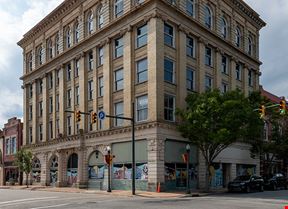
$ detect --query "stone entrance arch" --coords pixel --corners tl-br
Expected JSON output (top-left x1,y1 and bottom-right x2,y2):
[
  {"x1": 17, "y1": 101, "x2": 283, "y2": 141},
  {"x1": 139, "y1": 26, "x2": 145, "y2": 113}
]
[
  {"x1": 67, "y1": 153, "x2": 78, "y2": 186},
  {"x1": 32, "y1": 158, "x2": 41, "y2": 183},
  {"x1": 49, "y1": 155, "x2": 58, "y2": 186}
]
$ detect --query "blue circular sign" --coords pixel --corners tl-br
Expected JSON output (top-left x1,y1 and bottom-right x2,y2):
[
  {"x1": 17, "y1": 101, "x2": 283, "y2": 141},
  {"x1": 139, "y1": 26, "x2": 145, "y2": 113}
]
[{"x1": 98, "y1": 111, "x2": 106, "y2": 120}]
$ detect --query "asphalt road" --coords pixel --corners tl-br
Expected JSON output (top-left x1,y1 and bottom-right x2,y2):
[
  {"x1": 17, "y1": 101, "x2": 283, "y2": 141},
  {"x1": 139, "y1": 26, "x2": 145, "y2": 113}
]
[{"x1": 0, "y1": 189, "x2": 288, "y2": 209}]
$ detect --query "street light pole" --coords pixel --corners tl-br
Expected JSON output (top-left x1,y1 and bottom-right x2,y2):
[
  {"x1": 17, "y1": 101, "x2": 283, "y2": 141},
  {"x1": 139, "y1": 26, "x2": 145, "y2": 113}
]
[
  {"x1": 132, "y1": 102, "x2": 135, "y2": 195},
  {"x1": 186, "y1": 144, "x2": 191, "y2": 194},
  {"x1": 106, "y1": 146, "x2": 111, "y2": 193}
]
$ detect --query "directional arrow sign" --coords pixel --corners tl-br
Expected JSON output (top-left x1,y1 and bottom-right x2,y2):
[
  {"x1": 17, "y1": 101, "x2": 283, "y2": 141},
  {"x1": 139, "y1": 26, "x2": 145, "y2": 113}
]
[{"x1": 98, "y1": 111, "x2": 106, "y2": 120}]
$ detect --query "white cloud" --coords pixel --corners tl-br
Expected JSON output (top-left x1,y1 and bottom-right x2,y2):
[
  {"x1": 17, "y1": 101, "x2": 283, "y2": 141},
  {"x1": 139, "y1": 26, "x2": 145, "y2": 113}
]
[{"x1": 0, "y1": 0, "x2": 64, "y2": 128}]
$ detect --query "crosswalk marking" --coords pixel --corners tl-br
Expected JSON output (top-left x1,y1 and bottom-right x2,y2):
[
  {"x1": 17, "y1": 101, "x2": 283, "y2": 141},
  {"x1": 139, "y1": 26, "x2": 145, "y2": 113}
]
[{"x1": 0, "y1": 197, "x2": 57, "y2": 205}]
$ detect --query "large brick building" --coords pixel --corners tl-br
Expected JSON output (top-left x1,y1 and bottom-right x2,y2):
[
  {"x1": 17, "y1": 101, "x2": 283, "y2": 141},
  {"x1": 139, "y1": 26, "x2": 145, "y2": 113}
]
[{"x1": 18, "y1": 0, "x2": 265, "y2": 191}]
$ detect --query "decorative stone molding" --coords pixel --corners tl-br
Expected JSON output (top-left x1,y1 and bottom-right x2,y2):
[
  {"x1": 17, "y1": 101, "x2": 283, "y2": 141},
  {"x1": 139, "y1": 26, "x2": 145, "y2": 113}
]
[{"x1": 178, "y1": 24, "x2": 189, "y2": 35}]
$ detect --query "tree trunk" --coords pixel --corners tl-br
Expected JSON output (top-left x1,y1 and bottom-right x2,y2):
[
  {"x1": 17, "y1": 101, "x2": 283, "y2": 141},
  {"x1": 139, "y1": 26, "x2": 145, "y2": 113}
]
[
  {"x1": 205, "y1": 164, "x2": 210, "y2": 192},
  {"x1": 26, "y1": 173, "x2": 29, "y2": 188}
]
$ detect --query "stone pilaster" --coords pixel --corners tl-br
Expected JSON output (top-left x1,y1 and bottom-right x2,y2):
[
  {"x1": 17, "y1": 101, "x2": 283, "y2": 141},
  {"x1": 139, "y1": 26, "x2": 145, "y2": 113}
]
[
  {"x1": 77, "y1": 148, "x2": 87, "y2": 188},
  {"x1": 40, "y1": 153, "x2": 49, "y2": 186},
  {"x1": 198, "y1": 40, "x2": 206, "y2": 93},
  {"x1": 230, "y1": 57, "x2": 237, "y2": 90},
  {"x1": 56, "y1": 151, "x2": 65, "y2": 187},
  {"x1": 243, "y1": 65, "x2": 249, "y2": 96},
  {"x1": 197, "y1": 151, "x2": 207, "y2": 190},
  {"x1": 52, "y1": 70, "x2": 57, "y2": 139},
  {"x1": 32, "y1": 80, "x2": 37, "y2": 144},
  {"x1": 70, "y1": 61, "x2": 75, "y2": 135},
  {"x1": 103, "y1": 41, "x2": 111, "y2": 129},
  {"x1": 42, "y1": 75, "x2": 48, "y2": 142},
  {"x1": 23, "y1": 85, "x2": 28, "y2": 145},
  {"x1": 230, "y1": 163, "x2": 237, "y2": 182},
  {"x1": 59, "y1": 66, "x2": 65, "y2": 135},
  {"x1": 79, "y1": 54, "x2": 87, "y2": 131},
  {"x1": 147, "y1": 137, "x2": 165, "y2": 191},
  {"x1": 215, "y1": 49, "x2": 222, "y2": 89}
]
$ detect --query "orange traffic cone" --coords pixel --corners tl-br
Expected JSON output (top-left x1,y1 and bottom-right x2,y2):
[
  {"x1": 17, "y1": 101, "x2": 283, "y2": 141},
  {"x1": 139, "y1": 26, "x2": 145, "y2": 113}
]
[{"x1": 157, "y1": 182, "x2": 161, "y2": 193}]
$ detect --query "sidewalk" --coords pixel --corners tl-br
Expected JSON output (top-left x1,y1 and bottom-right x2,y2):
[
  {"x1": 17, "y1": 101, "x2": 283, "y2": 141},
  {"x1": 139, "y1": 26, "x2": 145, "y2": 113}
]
[{"x1": 0, "y1": 185, "x2": 226, "y2": 198}]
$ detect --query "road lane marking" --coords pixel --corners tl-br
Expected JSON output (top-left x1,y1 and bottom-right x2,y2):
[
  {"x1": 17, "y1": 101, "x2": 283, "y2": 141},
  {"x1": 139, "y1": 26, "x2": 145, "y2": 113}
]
[
  {"x1": 0, "y1": 197, "x2": 58, "y2": 205},
  {"x1": 29, "y1": 203, "x2": 69, "y2": 209}
]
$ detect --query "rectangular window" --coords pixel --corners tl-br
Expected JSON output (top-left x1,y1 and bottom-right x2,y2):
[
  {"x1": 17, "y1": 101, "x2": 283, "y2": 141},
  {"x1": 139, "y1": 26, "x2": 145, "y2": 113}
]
[
  {"x1": 67, "y1": 89, "x2": 71, "y2": 107},
  {"x1": 186, "y1": 0, "x2": 194, "y2": 16},
  {"x1": 56, "y1": 119, "x2": 60, "y2": 136},
  {"x1": 75, "y1": 59, "x2": 80, "y2": 77},
  {"x1": 49, "y1": 97, "x2": 53, "y2": 113},
  {"x1": 29, "y1": 85, "x2": 33, "y2": 98},
  {"x1": 5, "y1": 138, "x2": 10, "y2": 155},
  {"x1": 114, "y1": 68, "x2": 124, "y2": 91},
  {"x1": 39, "y1": 79, "x2": 43, "y2": 94},
  {"x1": 39, "y1": 101, "x2": 43, "y2": 117},
  {"x1": 29, "y1": 105, "x2": 33, "y2": 120},
  {"x1": 248, "y1": 70, "x2": 253, "y2": 86},
  {"x1": 29, "y1": 127, "x2": 33, "y2": 143},
  {"x1": 164, "y1": 23, "x2": 174, "y2": 47},
  {"x1": 88, "y1": 51, "x2": 94, "y2": 71},
  {"x1": 67, "y1": 116, "x2": 71, "y2": 136},
  {"x1": 49, "y1": 121, "x2": 53, "y2": 139},
  {"x1": 186, "y1": 67, "x2": 195, "y2": 91},
  {"x1": 56, "y1": 70, "x2": 59, "y2": 86},
  {"x1": 115, "y1": 0, "x2": 124, "y2": 18},
  {"x1": 56, "y1": 94, "x2": 59, "y2": 112},
  {"x1": 39, "y1": 124, "x2": 43, "y2": 141},
  {"x1": 164, "y1": 94, "x2": 175, "y2": 121},
  {"x1": 98, "y1": 47, "x2": 104, "y2": 66},
  {"x1": 88, "y1": 80, "x2": 93, "y2": 100},
  {"x1": 75, "y1": 86, "x2": 80, "y2": 105},
  {"x1": 114, "y1": 102, "x2": 124, "y2": 126},
  {"x1": 98, "y1": 77, "x2": 104, "y2": 97},
  {"x1": 115, "y1": 37, "x2": 123, "y2": 58},
  {"x1": 136, "y1": 58, "x2": 148, "y2": 83},
  {"x1": 221, "y1": 55, "x2": 228, "y2": 74},
  {"x1": 136, "y1": 24, "x2": 147, "y2": 48},
  {"x1": 66, "y1": 63, "x2": 72, "y2": 81},
  {"x1": 186, "y1": 36, "x2": 194, "y2": 57},
  {"x1": 49, "y1": 73, "x2": 53, "y2": 89},
  {"x1": 205, "y1": 76, "x2": 213, "y2": 90},
  {"x1": 11, "y1": 137, "x2": 17, "y2": 154},
  {"x1": 236, "y1": 63, "x2": 242, "y2": 81},
  {"x1": 221, "y1": 82, "x2": 228, "y2": 93},
  {"x1": 164, "y1": 58, "x2": 175, "y2": 83},
  {"x1": 136, "y1": 95, "x2": 148, "y2": 122},
  {"x1": 205, "y1": 47, "x2": 212, "y2": 66}
]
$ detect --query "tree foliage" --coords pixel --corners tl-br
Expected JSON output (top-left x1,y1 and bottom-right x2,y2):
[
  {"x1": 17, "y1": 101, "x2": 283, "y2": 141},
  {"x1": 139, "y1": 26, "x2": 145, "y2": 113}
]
[
  {"x1": 177, "y1": 89, "x2": 263, "y2": 190},
  {"x1": 14, "y1": 148, "x2": 33, "y2": 187}
]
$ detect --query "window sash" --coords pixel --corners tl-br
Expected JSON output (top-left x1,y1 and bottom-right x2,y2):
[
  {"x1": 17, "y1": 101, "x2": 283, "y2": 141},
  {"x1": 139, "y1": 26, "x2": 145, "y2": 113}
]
[
  {"x1": 136, "y1": 25, "x2": 147, "y2": 48},
  {"x1": 164, "y1": 58, "x2": 174, "y2": 83},
  {"x1": 164, "y1": 24, "x2": 174, "y2": 46},
  {"x1": 115, "y1": 102, "x2": 124, "y2": 126},
  {"x1": 186, "y1": 0, "x2": 194, "y2": 16},
  {"x1": 164, "y1": 94, "x2": 175, "y2": 121},
  {"x1": 186, "y1": 37, "x2": 194, "y2": 57},
  {"x1": 115, "y1": 69, "x2": 124, "y2": 91},
  {"x1": 136, "y1": 95, "x2": 148, "y2": 121},
  {"x1": 115, "y1": 0, "x2": 124, "y2": 17},
  {"x1": 136, "y1": 58, "x2": 148, "y2": 83},
  {"x1": 115, "y1": 38, "x2": 123, "y2": 58},
  {"x1": 99, "y1": 77, "x2": 104, "y2": 97},
  {"x1": 186, "y1": 68, "x2": 194, "y2": 90}
]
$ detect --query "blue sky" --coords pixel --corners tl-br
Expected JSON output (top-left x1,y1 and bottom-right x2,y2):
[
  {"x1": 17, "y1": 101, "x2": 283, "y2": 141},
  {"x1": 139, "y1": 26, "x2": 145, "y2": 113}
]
[{"x1": 0, "y1": 0, "x2": 287, "y2": 128}]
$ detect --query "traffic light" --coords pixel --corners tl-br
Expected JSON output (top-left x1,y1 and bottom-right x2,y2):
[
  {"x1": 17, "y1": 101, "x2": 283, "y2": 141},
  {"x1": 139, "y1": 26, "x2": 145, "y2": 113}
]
[
  {"x1": 105, "y1": 154, "x2": 115, "y2": 165},
  {"x1": 279, "y1": 100, "x2": 286, "y2": 115},
  {"x1": 258, "y1": 105, "x2": 265, "y2": 119},
  {"x1": 75, "y1": 110, "x2": 81, "y2": 122},
  {"x1": 91, "y1": 112, "x2": 97, "y2": 123}
]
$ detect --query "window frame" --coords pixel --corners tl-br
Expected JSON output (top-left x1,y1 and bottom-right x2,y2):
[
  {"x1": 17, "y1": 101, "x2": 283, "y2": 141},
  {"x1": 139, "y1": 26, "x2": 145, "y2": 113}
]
[
  {"x1": 136, "y1": 24, "x2": 148, "y2": 48},
  {"x1": 115, "y1": 0, "x2": 124, "y2": 18},
  {"x1": 186, "y1": 36, "x2": 195, "y2": 57},
  {"x1": 205, "y1": 46, "x2": 212, "y2": 66},
  {"x1": 186, "y1": 0, "x2": 194, "y2": 17},
  {"x1": 114, "y1": 101, "x2": 124, "y2": 126},
  {"x1": 98, "y1": 76, "x2": 104, "y2": 97},
  {"x1": 136, "y1": 58, "x2": 148, "y2": 83},
  {"x1": 164, "y1": 58, "x2": 175, "y2": 84},
  {"x1": 204, "y1": 5, "x2": 212, "y2": 29},
  {"x1": 114, "y1": 37, "x2": 123, "y2": 58},
  {"x1": 186, "y1": 67, "x2": 195, "y2": 91},
  {"x1": 221, "y1": 17, "x2": 227, "y2": 39},
  {"x1": 164, "y1": 23, "x2": 174, "y2": 47},
  {"x1": 164, "y1": 94, "x2": 175, "y2": 122},
  {"x1": 88, "y1": 80, "x2": 94, "y2": 100},
  {"x1": 114, "y1": 68, "x2": 124, "y2": 91},
  {"x1": 136, "y1": 95, "x2": 148, "y2": 122}
]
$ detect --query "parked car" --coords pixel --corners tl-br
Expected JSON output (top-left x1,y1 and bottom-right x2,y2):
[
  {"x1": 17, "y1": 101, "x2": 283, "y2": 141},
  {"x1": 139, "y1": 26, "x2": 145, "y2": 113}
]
[
  {"x1": 228, "y1": 175, "x2": 264, "y2": 193},
  {"x1": 263, "y1": 173, "x2": 288, "y2": 190}
]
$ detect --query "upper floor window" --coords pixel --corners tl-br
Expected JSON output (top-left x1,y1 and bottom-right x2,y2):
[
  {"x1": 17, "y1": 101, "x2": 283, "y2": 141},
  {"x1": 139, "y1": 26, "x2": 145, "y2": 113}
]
[
  {"x1": 248, "y1": 70, "x2": 253, "y2": 86},
  {"x1": 205, "y1": 75, "x2": 213, "y2": 91},
  {"x1": 66, "y1": 27, "x2": 71, "y2": 48},
  {"x1": 48, "y1": 73, "x2": 53, "y2": 89},
  {"x1": 98, "y1": 6, "x2": 104, "y2": 29},
  {"x1": 221, "y1": 55, "x2": 228, "y2": 74},
  {"x1": 55, "y1": 33, "x2": 60, "y2": 55},
  {"x1": 186, "y1": 0, "x2": 194, "y2": 17},
  {"x1": 88, "y1": 80, "x2": 93, "y2": 100},
  {"x1": 47, "y1": 39, "x2": 53, "y2": 59},
  {"x1": 74, "y1": 22, "x2": 80, "y2": 43},
  {"x1": 235, "y1": 63, "x2": 242, "y2": 81},
  {"x1": 75, "y1": 59, "x2": 80, "y2": 77},
  {"x1": 164, "y1": 94, "x2": 175, "y2": 122},
  {"x1": 221, "y1": 82, "x2": 228, "y2": 93},
  {"x1": 67, "y1": 89, "x2": 72, "y2": 107},
  {"x1": 66, "y1": 63, "x2": 72, "y2": 81},
  {"x1": 98, "y1": 77, "x2": 104, "y2": 97},
  {"x1": 88, "y1": 51, "x2": 94, "y2": 71},
  {"x1": 235, "y1": 27, "x2": 241, "y2": 47},
  {"x1": 164, "y1": 58, "x2": 175, "y2": 83},
  {"x1": 27, "y1": 52, "x2": 33, "y2": 72},
  {"x1": 114, "y1": 101, "x2": 124, "y2": 126},
  {"x1": 115, "y1": 0, "x2": 124, "y2": 18},
  {"x1": 186, "y1": 67, "x2": 195, "y2": 91},
  {"x1": 88, "y1": 12, "x2": 94, "y2": 34},
  {"x1": 98, "y1": 47, "x2": 104, "y2": 66},
  {"x1": 205, "y1": 46, "x2": 212, "y2": 66},
  {"x1": 75, "y1": 86, "x2": 80, "y2": 105},
  {"x1": 248, "y1": 36, "x2": 253, "y2": 55},
  {"x1": 136, "y1": 0, "x2": 145, "y2": 4},
  {"x1": 221, "y1": 17, "x2": 227, "y2": 39},
  {"x1": 114, "y1": 68, "x2": 124, "y2": 91},
  {"x1": 37, "y1": 46, "x2": 43, "y2": 66},
  {"x1": 67, "y1": 116, "x2": 72, "y2": 136},
  {"x1": 39, "y1": 101, "x2": 43, "y2": 117},
  {"x1": 136, "y1": 24, "x2": 147, "y2": 48},
  {"x1": 29, "y1": 105, "x2": 33, "y2": 120},
  {"x1": 49, "y1": 97, "x2": 53, "y2": 113},
  {"x1": 136, "y1": 95, "x2": 148, "y2": 122},
  {"x1": 186, "y1": 36, "x2": 195, "y2": 57},
  {"x1": 136, "y1": 58, "x2": 148, "y2": 83},
  {"x1": 29, "y1": 84, "x2": 33, "y2": 98},
  {"x1": 164, "y1": 23, "x2": 174, "y2": 47},
  {"x1": 115, "y1": 37, "x2": 123, "y2": 58},
  {"x1": 38, "y1": 79, "x2": 43, "y2": 94},
  {"x1": 204, "y1": 5, "x2": 212, "y2": 29}
]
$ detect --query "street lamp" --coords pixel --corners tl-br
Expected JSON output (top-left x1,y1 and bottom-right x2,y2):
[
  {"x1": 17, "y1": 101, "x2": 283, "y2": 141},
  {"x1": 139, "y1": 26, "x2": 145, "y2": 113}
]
[
  {"x1": 105, "y1": 146, "x2": 112, "y2": 193},
  {"x1": 186, "y1": 144, "x2": 191, "y2": 194}
]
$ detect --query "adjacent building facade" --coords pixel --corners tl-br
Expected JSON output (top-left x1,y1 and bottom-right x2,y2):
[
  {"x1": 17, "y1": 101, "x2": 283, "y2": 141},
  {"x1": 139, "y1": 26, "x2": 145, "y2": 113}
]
[
  {"x1": 0, "y1": 130, "x2": 3, "y2": 186},
  {"x1": 18, "y1": 0, "x2": 265, "y2": 191},
  {"x1": 1, "y1": 118, "x2": 23, "y2": 185}
]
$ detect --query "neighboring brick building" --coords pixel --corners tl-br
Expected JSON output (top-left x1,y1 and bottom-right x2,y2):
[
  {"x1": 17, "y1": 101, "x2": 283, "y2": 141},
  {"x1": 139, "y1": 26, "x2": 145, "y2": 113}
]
[
  {"x1": 2, "y1": 118, "x2": 23, "y2": 185},
  {"x1": 0, "y1": 129, "x2": 3, "y2": 186},
  {"x1": 18, "y1": 0, "x2": 265, "y2": 191}
]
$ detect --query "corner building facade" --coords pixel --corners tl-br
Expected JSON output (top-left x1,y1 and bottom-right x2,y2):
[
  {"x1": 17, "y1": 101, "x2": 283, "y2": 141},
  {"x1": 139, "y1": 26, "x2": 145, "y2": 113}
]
[{"x1": 18, "y1": 0, "x2": 265, "y2": 191}]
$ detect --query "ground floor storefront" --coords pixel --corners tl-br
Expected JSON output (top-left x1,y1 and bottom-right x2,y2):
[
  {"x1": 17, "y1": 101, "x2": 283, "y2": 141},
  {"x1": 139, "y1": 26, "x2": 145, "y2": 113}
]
[{"x1": 27, "y1": 124, "x2": 259, "y2": 191}]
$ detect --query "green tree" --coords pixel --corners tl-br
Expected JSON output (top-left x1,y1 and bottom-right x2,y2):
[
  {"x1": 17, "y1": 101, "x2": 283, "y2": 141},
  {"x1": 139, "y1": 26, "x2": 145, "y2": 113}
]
[
  {"x1": 177, "y1": 90, "x2": 263, "y2": 191},
  {"x1": 14, "y1": 148, "x2": 33, "y2": 188}
]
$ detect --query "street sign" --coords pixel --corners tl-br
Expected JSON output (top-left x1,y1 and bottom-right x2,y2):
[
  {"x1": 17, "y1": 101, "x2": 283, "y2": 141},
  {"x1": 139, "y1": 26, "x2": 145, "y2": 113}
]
[{"x1": 98, "y1": 111, "x2": 106, "y2": 120}]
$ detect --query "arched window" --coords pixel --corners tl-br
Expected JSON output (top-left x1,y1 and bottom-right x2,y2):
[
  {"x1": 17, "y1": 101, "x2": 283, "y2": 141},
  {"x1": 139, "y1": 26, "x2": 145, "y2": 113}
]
[
  {"x1": 204, "y1": 5, "x2": 212, "y2": 28},
  {"x1": 88, "y1": 12, "x2": 94, "y2": 34},
  {"x1": 74, "y1": 22, "x2": 79, "y2": 43},
  {"x1": 98, "y1": 6, "x2": 104, "y2": 29},
  {"x1": 235, "y1": 27, "x2": 241, "y2": 47},
  {"x1": 221, "y1": 17, "x2": 227, "y2": 39},
  {"x1": 248, "y1": 36, "x2": 253, "y2": 55},
  {"x1": 186, "y1": 0, "x2": 194, "y2": 17},
  {"x1": 66, "y1": 27, "x2": 71, "y2": 48},
  {"x1": 55, "y1": 33, "x2": 60, "y2": 55},
  {"x1": 27, "y1": 52, "x2": 33, "y2": 71},
  {"x1": 38, "y1": 46, "x2": 43, "y2": 66},
  {"x1": 47, "y1": 39, "x2": 53, "y2": 59}
]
